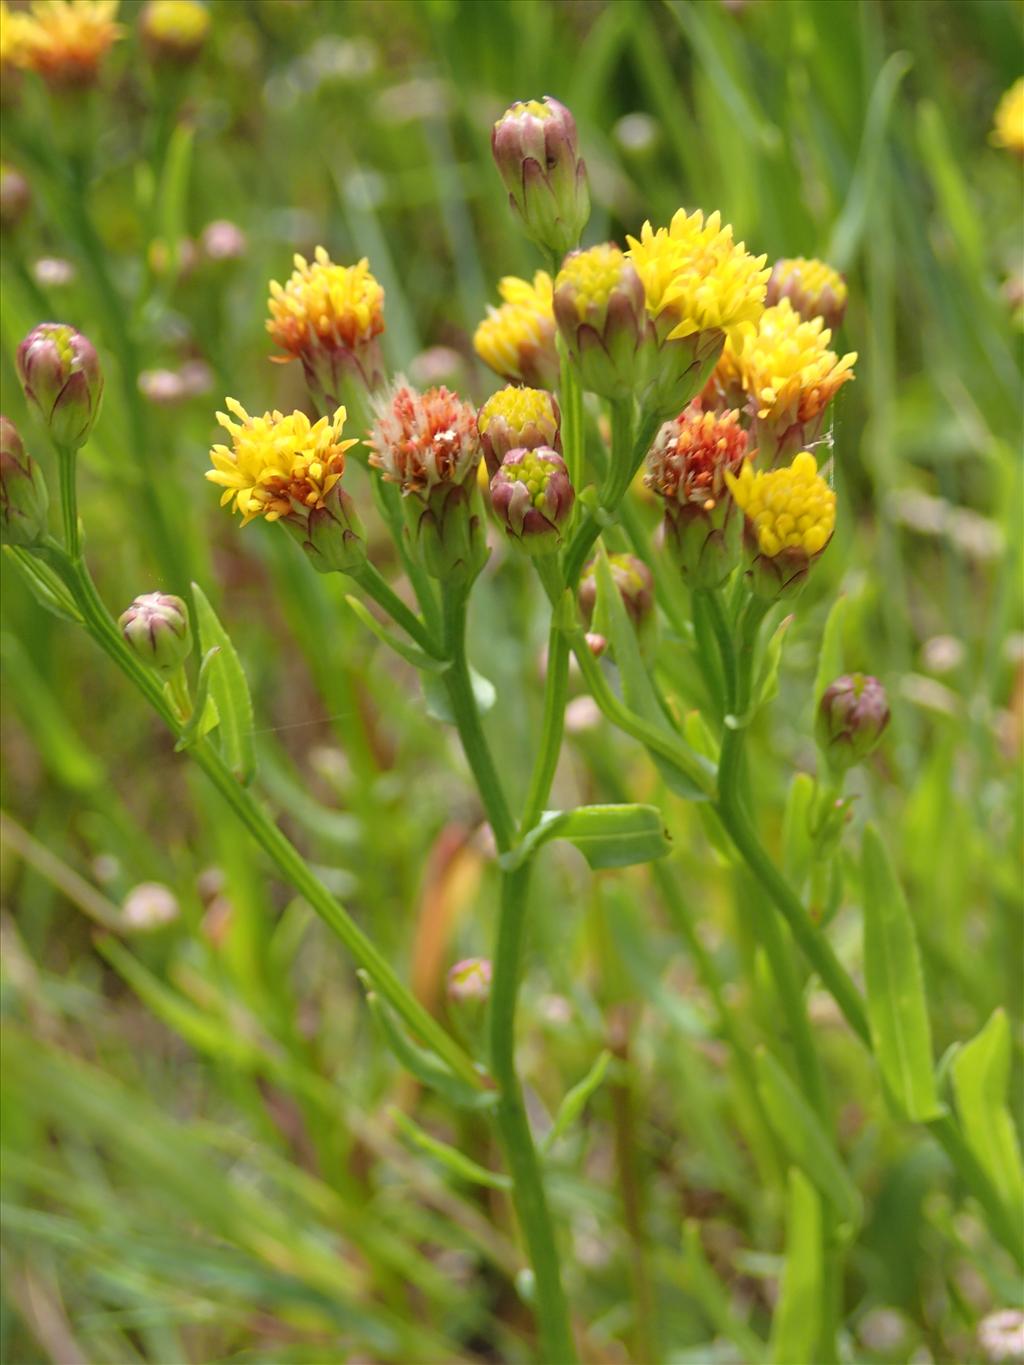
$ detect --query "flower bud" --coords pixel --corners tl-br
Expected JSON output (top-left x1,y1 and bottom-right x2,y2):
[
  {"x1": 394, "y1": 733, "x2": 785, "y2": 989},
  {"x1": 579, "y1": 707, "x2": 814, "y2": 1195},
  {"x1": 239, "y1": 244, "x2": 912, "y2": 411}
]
[
  {"x1": 200, "y1": 218, "x2": 247, "y2": 263},
  {"x1": 646, "y1": 401, "x2": 747, "y2": 589},
  {"x1": 369, "y1": 381, "x2": 487, "y2": 582},
  {"x1": 118, "y1": 593, "x2": 193, "y2": 676},
  {"x1": 474, "y1": 272, "x2": 559, "y2": 390},
  {"x1": 0, "y1": 415, "x2": 49, "y2": 547},
  {"x1": 579, "y1": 553, "x2": 654, "y2": 630},
  {"x1": 478, "y1": 385, "x2": 560, "y2": 478},
  {"x1": 766, "y1": 257, "x2": 847, "y2": 333},
  {"x1": 141, "y1": 0, "x2": 210, "y2": 65},
  {"x1": 0, "y1": 163, "x2": 31, "y2": 232},
  {"x1": 447, "y1": 956, "x2": 492, "y2": 1005},
  {"x1": 122, "y1": 881, "x2": 179, "y2": 931},
  {"x1": 490, "y1": 447, "x2": 574, "y2": 555},
  {"x1": 816, "y1": 673, "x2": 890, "y2": 773},
  {"x1": 16, "y1": 323, "x2": 104, "y2": 449},
  {"x1": 491, "y1": 97, "x2": 589, "y2": 259},
  {"x1": 725, "y1": 451, "x2": 836, "y2": 600},
  {"x1": 554, "y1": 244, "x2": 648, "y2": 399}
]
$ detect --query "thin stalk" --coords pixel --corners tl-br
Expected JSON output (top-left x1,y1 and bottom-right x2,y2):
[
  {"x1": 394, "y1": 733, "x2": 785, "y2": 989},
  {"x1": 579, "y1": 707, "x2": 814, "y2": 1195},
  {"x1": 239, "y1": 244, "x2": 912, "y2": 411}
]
[
  {"x1": 520, "y1": 625, "x2": 570, "y2": 832},
  {"x1": 490, "y1": 865, "x2": 577, "y2": 1364},
  {"x1": 701, "y1": 589, "x2": 737, "y2": 715},
  {"x1": 349, "y1": 559, "x2": 439, "y2": 657},
  {"x1": 55, "y1": 443, "x2": 80, "y2": 560}
]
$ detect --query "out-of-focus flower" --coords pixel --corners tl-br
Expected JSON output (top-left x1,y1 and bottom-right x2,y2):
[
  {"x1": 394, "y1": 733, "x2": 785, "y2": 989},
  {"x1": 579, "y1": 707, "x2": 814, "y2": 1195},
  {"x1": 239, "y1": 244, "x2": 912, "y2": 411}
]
[
  {"x1": 140, "y1": 0, "x2": 209, "y2": 65},
  {"x1": 490, "y1": 447, "x2": 573, "y2": 555},
  {"x1": 473, "y1": 271, "x2": 559, "y2": 390},
  {"x1": 369, "y1": 381, "x2": 485, "y2": 580},
  {"x1": 722, "y1": 297, "x2": 856, "y2": 462},
  {"x1": 726, "y1": 449, "x2": 835, "y2": 598},
  {"x1": 0, "y1": 163, "x2": 30, "y2": 230},
  {"x1": 646, "y1": 400, "x2": 748, "y2": 588},
  {"x1": 991, "y1": 79, "x2": 1024, "y2": 156},
  {"x1": 447, "y1": 956, "x2": 491, "y2": 1004},
  {"x1": 206, "y1": 399, "x2": 358, "y2": 531},
  {"x1": 816, "y1": 672, "x2": 890, "y2": 773},
  {"x1": 1, "y1": 2, "x2": 32, "y2": 80},
  {"x1": 148, "y1": 234, "x2": 199, "y2": 280},
  {"x1": 17, "y1": 0, "x2": 123, "y2": 89},
  {"x1": 626, "y1": 209, "x2": 768, "y2": 418},
  {"x1": 409, "y1": 345, "x2": 466, "y2": 391},
  {"x1": 0, "y1": 415, "x2": 49, "y2": 548},
  {"x1": 200, "y1": 218, "x2": 247, "y2": 262},
  {"x1": 766, "y1": 256, "x2": 847, "y2": 332},
  {"x1": 579, "y1": 552, "x2": 654, "y2": 630},
  {"x1": 16, "y1": 322, "x2": 104, "y2": 449},
  {"x1": 139, "y1": 358, "x2": 212, "y2": 405},
  {"x1": 478, "y1": 384, "x2": 560, "y2": 477},
  {"x1": 979, "y1": 1308, "x2": 1024, "y2": 1363},
  {"x1": 491, "y1": 96, "x2": 589, "y2": 260},
  {"x1": 553, "y1": 243, "x2": 647, "y2": 399},
  {"x1": 118, "y1": 592, "x2": 192, "y2": 675},
  {"x1": 32, "y1": 256, "x2": 75, "y2": 287},
  {"x1": 122, "y1": 880, "x2": 179, "y2": 930},
  {"x1": 267, "y1": 247, "x2": 385, "y2": 403}
]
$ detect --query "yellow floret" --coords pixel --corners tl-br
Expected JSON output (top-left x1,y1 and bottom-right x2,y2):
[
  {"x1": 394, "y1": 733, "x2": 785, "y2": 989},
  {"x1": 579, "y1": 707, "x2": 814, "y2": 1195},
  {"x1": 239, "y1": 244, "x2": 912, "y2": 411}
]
[
  {"x1": 473, "y1": 271, "x2": 556, "y2": 383},
  {"x1": 991, "y1": 78, "x2": 1024, "y2": 154},
  {"x1": 556, "y1": 243, "x2": 628, "y2": 317},
  {"x1": 206, "y1": 399, "x2": 358, "y2": 526},
  {"x1": 142, "y1": 0, "x2": 209, "y2": 47},
  {"x1": 772, "y1": 257, "x2": 848, "y2": 310},
  {"x1": 267, "y1": 248, "x2": 384, "y2": 358},
  {"x1": 626, "y1": 208, "x2": 769, "y2": 342},
  {"x1": 478, "y1": 384, "x2": 554, "y2": 435},
  {"x1": 725, "y1": 298, "x2": 856, "y2": 423},
  {"x1": 726, "y1": 450, "x2": 835, "y2": 558},
  {"x1": 16, "y1": 0, "x2": 122, "y2": 82},
  {"x1": 504, "y1": 98, "x2": 553, "y2": 121}
]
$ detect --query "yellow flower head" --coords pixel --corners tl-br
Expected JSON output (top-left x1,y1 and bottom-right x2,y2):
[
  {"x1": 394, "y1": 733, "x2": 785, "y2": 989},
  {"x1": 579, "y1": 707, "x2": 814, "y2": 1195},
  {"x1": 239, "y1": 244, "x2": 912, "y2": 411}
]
[
  {"x1": 626, "y1": 208, "x2": 769, "y2": 343},
  {"x1": 991, "y1": 77, "x2": 1024, "y2": 155},
  {"x1": 206, "y1": 399, "x2": 358, "y2": 527},
  {"x1": 140, "y1": 0, "x2": 209, "y2": 62},
  {"x1": 473, "y1": 271, "x2": 559, "y2": 390},
  {"x1": 726, "y1": 450, "x2": 835, "y2": 559},
  {"x1": 726, "y1": 297, "x2": 856, "y2": 426},
  {"x1": 556, "y1": 243, "x2": 629, "y2": 317},
  {"x1": 17, "y1": 0, "x2": 122, "y2": 87},
  {"x1": 766, "y1": 256, "x2": 848, "y2": 331},
  {"x1": 267, "y1": 247, "x2": 384, "y2": 360},
  {"x1": 1, "y1": 2, "x2": 32, "y2": 69},
  {"x1": 478, "y1": 383, "x2": 561, "y2": 476}
]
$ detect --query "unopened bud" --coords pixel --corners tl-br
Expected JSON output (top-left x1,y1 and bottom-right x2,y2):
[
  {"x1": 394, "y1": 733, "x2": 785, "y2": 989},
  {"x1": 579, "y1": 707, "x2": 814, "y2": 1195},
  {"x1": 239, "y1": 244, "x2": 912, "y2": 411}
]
[
  {"x1": 579, "y1": 553, "x2": 654, "y2": 629},
  {"x1": 118, "y1": 592, "x2": 192, "y2": 676},
  {"x1": 200, "y1": 218, "x2": 247, "y2": 262},
  {"x1": 816, "y1": 673, "x2": 890, "y2": 773},
  {"x1": 447, "y1": 957, "x2": 492, "y2": 1005},
  {"x1": 766, "y1": 257, "x2": 847, "y2": 333},
  {"x1": 0, "y1": 416, "x2": 49, "y2": 547},
  {"x1": 491, "y1": 97, "x2": 589, "y2": 259},
  {"x1": 478, "y1": 385, "x2": 560, "y2": 478},
  {"x1": 140, "y1": 0, "x2": 211, "y2": 65},
  {"x1": 16, "y1": 323, "x2": 104, "y2": 449},
  {"x1": 490, "y1": 447, "x2": 574, "y2": 555},
  {"x1": 554, "y1": 244, "x2": 648, "y2": 399},
  {"x1": 122, "y1": 881, "x2": 179, "y2": 930}
]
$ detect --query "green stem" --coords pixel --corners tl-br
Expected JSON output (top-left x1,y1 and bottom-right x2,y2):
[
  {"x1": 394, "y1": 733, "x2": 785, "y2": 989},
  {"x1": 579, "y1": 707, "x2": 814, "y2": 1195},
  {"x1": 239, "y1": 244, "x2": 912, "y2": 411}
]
[
  {"x1": 558, "y1": 343, "x2": 585, "y2": 498},
  {"x1": 701, "y1": 589, "x2": 737, "y2": 715},
  {"x1": 441, "y1": 586, "x2": 516, "y2": 852},
  {"x1": 490, "y1": 866, "x2": 577, "y2": 1363},
  {"x1": 55, "y1": 443, "x2": 80, "y2": 560},
  {"x1": 48, "y1": 551, "x2": 483, "y2": 1093},
  {"x1": 349, "y1": 560, "x2": 439, "y2": 657}
]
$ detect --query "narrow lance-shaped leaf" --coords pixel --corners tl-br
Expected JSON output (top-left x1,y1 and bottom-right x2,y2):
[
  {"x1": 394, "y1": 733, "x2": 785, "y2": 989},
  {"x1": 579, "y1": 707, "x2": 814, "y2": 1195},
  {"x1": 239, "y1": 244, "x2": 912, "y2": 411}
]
[
  {"x1": 388, "y1": 1107, "x2": 511, "y2": 1190},
  {"x1": 191, "y1": 582, "x2": 256, "y2": 784},
  {"x1": 861, "y1": 824, "x2": 941, "y2": 1122},
  {"x1": 771, "y1": 1168, "x2": 823, "y2": 1365},
  {"x1": 951, "y1": 1009, "x2": 1024, "y2": 1215},
  {"x1": 756, "y1": 1048, "x2": 862, "y2": 1228},
  {"x1": 542, "y1": 1050, "x2": 612, "y2": 1152},
  {"x1": 500, "y1": 805, "x2": 671, "y2": 873}
]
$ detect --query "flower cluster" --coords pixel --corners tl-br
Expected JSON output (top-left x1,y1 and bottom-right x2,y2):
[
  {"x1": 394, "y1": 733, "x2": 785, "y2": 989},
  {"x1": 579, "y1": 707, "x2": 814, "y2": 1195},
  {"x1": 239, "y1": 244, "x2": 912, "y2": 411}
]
[
  {"x1": 206, "y1": 400, "x2": 358, "y2": 526},
  {"x1": 473, "y1": 271, "x2": 558, "y2": 389},
  {"x1": 267, "y1": 247, "x2": 385, "y2": 401}
]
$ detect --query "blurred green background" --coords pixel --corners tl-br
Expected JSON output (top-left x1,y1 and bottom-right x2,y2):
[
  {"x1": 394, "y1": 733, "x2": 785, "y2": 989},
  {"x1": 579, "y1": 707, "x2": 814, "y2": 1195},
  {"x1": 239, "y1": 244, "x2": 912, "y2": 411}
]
[{"x1": 1, "y1": 1, "x2": 1022, "y2": 1362}]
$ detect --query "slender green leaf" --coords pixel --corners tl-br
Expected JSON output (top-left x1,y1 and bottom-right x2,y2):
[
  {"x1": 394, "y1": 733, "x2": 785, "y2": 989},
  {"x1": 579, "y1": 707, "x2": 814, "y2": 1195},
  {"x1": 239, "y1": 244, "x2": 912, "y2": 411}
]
[
  {"x1": 754, "y1": 612, "x2": 794, "y2": 713},
  {"x1": 861, "y1": 824, "x2": 940, "y2": 1121},
  {"x1": 191, "y1": 582, "x2": 256, "y2": 784},
  {"x1": 771, "y1": 1169, "x2": 823, "y2": 1365},
  {"x1": 782, "y1": 772, "x2": 816, "y2": 890},
  {"x1": 681, "y1": 1220, "x2": 767, "y2": 1364},
  {"x1": 389, "y1": 1108, "x2": 511, "y2": 1190},
  {"x1": 4, "y1": 547, "x2": 82, "y2": 623},
  {"x1": 501, "y1": 804, "x2": 671, "y2": 872},
  {"x1": 542, "y1": 1051, "x2": 612, "y2": 1153},
  {"x1": 813, "y1": 595, "x2": 847, "y2": 708},
  {"x1": 951, "y1": 1009, "x2": 1024, "y2": 1208},
  {"x1": 756, "y1": 1049, "x2": 861, "y2": 1227},
  {"x1": 345, "y1": 595, "x2": 449, "y2": 673}
]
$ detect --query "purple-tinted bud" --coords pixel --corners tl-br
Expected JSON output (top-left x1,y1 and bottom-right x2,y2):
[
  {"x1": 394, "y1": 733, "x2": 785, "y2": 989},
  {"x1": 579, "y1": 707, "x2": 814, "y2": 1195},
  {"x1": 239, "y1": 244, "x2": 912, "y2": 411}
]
[
  {"x1": 816, "y1": 673, "x2": 890, "y2": 773},
  {"x1": 0, "y1": 164, "x2": 31, "y2": 232},
  {"x1": 16, "y1": 323, "x2": 104, "y2": 449},
  {"x1": 766, "y1": 257, "x2": 848, "y2": 334},
  {"x1": 490, "y1": 446, "x2": 574, "y2": 555},
  {"x1": 200, "y1": 218, "x2": 247, "y2": 262},
  {"x1": 579, "y1": 553, "x2": 654, "y2": 629},
  {"x1": 491, "y1": 97, "x2": 590, "y2": 259},
  {"x1": 478, "y1": 385, "x2": 561, "y2": 479},
  {"x1": 118, "y1": 593, "x2": 192, "y2": 676},
  {"x1": 0, "y1": 415, "x2": 49, "y2": 547},
  {"x1": 554, "y1": 244, "x2": 648, "y2": 399},
  {"x1": 447, "y1": 957, "x2": 492, "y2": 1005}
]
